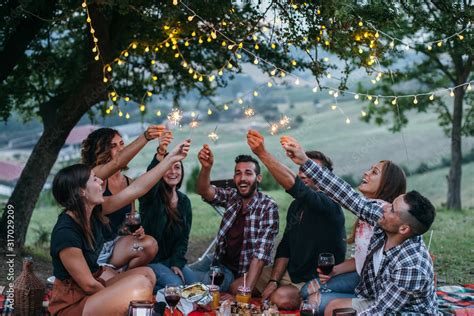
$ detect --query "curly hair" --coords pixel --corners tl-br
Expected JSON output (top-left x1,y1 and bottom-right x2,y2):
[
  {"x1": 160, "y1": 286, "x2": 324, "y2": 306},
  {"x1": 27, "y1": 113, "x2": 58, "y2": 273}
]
[{"x1": 81, "y1": 128, "x2": 121, "y2": 168}]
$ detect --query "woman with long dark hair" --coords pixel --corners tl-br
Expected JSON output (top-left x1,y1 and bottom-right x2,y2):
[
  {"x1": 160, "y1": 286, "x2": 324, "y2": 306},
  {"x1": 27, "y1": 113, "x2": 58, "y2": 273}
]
[
  {"x1": 48, "y1": 140, "x2": 191, "y2": 315},
  {"x1": 81, "y1": 126, "x2": 164, "y2": 270},
  {"x1": 317, "y1": 160, "x2": 406, "y2": 313},
  {"x1": 139, "y1": 135, "x2": 198, "y2": 291}
]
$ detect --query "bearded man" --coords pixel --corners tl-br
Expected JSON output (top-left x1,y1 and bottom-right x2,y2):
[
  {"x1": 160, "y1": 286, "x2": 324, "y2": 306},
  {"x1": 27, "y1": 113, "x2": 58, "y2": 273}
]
[{"x1": 192, "y1": 144, "x2": 279, "y2": 294}]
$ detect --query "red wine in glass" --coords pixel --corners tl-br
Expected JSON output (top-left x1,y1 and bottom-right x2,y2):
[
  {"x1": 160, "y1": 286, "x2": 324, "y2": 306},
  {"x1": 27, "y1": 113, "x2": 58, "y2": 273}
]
[
  {"x1": 209, "y1": 266, "x2": 224, "y2": 286},
  {"x1": 318, "y1": 253, "x2": 335, "y2": 275},
  {"x1": 318, "y1": 264, "x2": 334, "y2": 275},
  {"x1": 164, "y1": 294, "x2": 181, "y2": 308},
  {"x1": 126, "y1": 223, "x2": 140, "y2": 233}
]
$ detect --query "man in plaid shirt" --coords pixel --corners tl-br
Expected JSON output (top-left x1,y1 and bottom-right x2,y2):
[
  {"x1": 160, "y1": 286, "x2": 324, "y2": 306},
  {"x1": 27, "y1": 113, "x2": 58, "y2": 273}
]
[
  {"x1": 280, "y1": 136, "x2": 438, "y2": 315},
  {"x1": 193, "y1": 144, "x2": 279, "y2": 294}
]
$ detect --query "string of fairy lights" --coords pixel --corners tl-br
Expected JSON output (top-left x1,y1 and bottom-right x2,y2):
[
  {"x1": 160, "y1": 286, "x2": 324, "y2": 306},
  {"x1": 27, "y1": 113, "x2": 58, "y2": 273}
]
[{"x1": 80, "y1": 0, "x2": 472, "y2": 141}]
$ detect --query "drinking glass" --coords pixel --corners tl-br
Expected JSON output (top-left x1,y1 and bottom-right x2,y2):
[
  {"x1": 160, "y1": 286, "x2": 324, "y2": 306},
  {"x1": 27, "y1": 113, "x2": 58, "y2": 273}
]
[
  {"x1": 209, "y1": 266, "x2": 224, "y2": 286},
  {"x1": 125, "y1": 212, "x2": 143, "y2": 251},
  {"x1": 318, "y1": 253, "x2": 335, "y2": 292},
  {"x1": 300, "y1": 300, "x2": 319, "y2": 316},
  {"x1": 164, "y1": 285, "x2": 181, "y2": 316}
]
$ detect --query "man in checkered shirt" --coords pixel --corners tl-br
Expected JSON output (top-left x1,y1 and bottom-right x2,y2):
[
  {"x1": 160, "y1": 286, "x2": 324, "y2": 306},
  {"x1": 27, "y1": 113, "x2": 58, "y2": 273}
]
[
  {"x1": 193, "y1": 144, "x2": 279, "y2": 294},
  {"x1": 280, "y1": 136, "x2": 438, "y2": 315}
]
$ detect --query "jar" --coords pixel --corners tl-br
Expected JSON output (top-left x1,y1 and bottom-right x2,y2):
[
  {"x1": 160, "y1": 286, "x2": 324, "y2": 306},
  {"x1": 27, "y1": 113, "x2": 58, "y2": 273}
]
[
  {"x1": 208, "y1": 285, "x2": 220, "y2": 310},
  {"x1": 235, "y1": 285, "x2": 251, "y2": 303}
]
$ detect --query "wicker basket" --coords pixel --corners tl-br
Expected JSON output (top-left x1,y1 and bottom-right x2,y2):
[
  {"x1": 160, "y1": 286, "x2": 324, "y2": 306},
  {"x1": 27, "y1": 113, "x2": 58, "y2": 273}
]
[{"x1": 13, "y1": 257, "x2": 45, "y2": 316}]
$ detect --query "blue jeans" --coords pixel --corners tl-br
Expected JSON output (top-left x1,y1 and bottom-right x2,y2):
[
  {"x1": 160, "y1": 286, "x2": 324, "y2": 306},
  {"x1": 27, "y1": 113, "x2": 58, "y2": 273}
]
[
  {"x1": 188, "y1": 254, "x2": 235, "y2": 292},
  {"x1": 148, "y1": 263, "x2": 199, "y2": 293},
  {"x1": 318, "y1": 271, "x2": 360, "y2": 314}
]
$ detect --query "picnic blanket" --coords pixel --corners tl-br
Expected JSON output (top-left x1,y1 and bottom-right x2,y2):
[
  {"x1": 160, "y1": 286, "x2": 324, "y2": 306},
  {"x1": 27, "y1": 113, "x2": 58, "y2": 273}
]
[
  {"x1": 437, "y1": 284, "x2": 474, "y2": 315},
  {"x1": 1, "y1": 284, "x2": 473, "y2": 315}
]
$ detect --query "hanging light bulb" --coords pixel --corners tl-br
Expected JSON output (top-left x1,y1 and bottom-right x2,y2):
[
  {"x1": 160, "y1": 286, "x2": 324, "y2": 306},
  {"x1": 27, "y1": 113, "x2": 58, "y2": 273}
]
[
  {"x1": 125, "y1": 113, "x2": 130, "y2": 119},
  {"x1": 429, "y1": 94, "x2": 435, "y2": 101},
  {"x1": 312, "y1": 86, "x2": 318, "y2": 93},
  {"x1": 391, "y1": 97, "x2": 397, "y2": 105},
  {"x1": 354, "y1": 94, "x2": 360, "y2": 100},
  {"x1": 449, "y1": 89, "x2": 455, "y2": 97},
  {"x1": 267, "y1": 82, "x2": 273, "y2": 87},
  {"x1": 345, "y1": 118, "x2": 351, "y2": 124}
]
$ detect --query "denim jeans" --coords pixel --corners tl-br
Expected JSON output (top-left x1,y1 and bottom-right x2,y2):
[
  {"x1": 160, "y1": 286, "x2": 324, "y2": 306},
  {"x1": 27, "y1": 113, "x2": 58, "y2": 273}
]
[
  {"x1": 188, "y1": 254, "x2": 235, "y2": 292},
  {"x1": 318, "y1": 271, "x2": 360, "y2": 314},
  {"x1": 148, "y1": 262, "x2": 199, "y2": 293}
]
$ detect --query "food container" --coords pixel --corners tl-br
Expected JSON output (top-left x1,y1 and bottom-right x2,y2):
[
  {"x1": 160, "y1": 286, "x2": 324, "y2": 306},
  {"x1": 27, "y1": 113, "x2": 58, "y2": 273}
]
[
  {"x1": 180, "y1": 282, "x2": 212, "y2": 306},
  {"x1": 235, "y1": 285, "x2": 251, "y2": 304}
]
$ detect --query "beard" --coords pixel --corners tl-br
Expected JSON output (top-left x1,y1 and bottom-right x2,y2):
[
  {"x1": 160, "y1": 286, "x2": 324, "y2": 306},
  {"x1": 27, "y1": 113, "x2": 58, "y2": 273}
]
[{"x1": 236, "y1": 179, "x2": 259, "y2": 198}]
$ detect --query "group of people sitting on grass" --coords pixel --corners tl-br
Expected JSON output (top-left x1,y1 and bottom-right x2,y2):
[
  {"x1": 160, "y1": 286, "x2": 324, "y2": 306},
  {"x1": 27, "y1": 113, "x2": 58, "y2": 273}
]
[{"x1": 48, "y1": 125, "x2": 438, "y2": 315}]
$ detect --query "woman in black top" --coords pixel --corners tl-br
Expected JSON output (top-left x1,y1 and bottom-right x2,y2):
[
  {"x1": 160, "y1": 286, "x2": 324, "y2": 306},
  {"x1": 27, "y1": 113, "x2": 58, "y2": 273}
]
[
  {"x1": 81, "y1": 127, "x2": 163, "y2": 270},
  {"x1": 49, "y1": 140, "x2": 191, "y2": 315},
  {"x1": 140, "y1": 135, "x2": 198, "y2": 290}
]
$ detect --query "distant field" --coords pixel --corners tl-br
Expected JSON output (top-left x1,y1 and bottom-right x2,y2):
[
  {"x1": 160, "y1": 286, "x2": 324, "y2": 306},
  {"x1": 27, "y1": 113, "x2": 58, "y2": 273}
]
[{"x1": 123, "y1": 93, "x2": 474, "y2": 187}]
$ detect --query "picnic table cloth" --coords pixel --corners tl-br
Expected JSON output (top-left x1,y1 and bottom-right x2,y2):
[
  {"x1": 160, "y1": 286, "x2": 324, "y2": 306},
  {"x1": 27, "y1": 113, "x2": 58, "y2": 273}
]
[{"x1": 1, "y1": 284, "x2": 473, "y2": 315}]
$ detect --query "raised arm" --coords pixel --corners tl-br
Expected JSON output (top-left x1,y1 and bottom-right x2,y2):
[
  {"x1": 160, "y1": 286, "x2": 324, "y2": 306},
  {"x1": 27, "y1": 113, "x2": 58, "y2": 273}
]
[
  {"x1": 196, "y1": 144, "x2": 216, "y2": 201},
  {"x1": 247, "y1": 130, "x2": 296, "y2": 190},
  {"x1": 280, "y1": 136, "x2": 382, "y2": 226},
  {"x1": 93, "y1": 125, "x2": 166, "y2": 180},
  {"x1": 102, "y1": 139, "x2": 191, "y2": 214}
]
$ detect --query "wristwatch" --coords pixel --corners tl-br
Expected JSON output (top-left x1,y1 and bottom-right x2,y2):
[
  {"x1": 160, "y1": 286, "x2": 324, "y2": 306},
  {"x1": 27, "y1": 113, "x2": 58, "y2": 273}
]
[{"x1": 268, "y1": 279, "x2": 280, "y2": 287}]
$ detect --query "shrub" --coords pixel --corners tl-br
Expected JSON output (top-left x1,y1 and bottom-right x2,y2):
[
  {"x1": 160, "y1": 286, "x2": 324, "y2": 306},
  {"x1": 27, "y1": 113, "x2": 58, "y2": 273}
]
[{"x1": 185, "y1": 165, "x2": 200, "y2": 193}]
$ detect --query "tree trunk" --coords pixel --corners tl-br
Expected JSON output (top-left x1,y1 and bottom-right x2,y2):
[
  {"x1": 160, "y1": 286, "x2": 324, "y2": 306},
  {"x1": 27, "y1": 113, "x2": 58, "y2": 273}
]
[
  {"x1": 446, "y1": 87, "x2": 464, "y2": 210},
  {"x1": 0, "y1": 71, "x2": 107, "y2": 250}
]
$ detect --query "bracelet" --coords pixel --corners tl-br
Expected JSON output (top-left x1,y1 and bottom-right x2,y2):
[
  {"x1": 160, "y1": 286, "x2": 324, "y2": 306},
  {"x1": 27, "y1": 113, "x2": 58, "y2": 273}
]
[
  {"x1": 157, "y1": 147, "x2": 167, "y2": 155},
  {"x1": 143, "y1": 131, "x2": 152, "y2": 141},
  {"x1": 268, "y1": 279, "x2": 280, "y2": 287}
]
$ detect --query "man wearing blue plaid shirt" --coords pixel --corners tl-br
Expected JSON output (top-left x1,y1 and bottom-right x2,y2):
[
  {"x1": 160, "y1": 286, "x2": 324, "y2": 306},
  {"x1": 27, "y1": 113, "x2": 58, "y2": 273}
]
[
  {"x1": 193, "y1": 144, "x2": 279, "y2": 295},
  {"x1": 280, "y1": 136, "x2": 438, "y2": 315}
]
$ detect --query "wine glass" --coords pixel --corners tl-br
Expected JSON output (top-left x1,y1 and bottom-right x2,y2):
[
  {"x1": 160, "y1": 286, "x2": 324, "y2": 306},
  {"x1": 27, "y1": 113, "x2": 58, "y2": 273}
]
[
  {"x1": 125, "y1": 212, "x2": 143, "y2": 251},
  {"x1": 164, "y1": 285, "x2": 181, "y2": 316},
  {"x1": 318, "y1": 253, "x2": 335, "y2": 292},
  {"x1": 300, "y1": 300, "x2": 319, "y2": 316},
  {"x1": 209, "y1": 266, "x2": 224, "y2": 286}
]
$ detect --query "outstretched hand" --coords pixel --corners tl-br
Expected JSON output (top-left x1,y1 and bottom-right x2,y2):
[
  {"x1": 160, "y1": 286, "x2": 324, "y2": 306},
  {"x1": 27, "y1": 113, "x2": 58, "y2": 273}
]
[
  {"x1": 280, "y1": 135, "x2": 308, "y2": 166},
  {"x1": 247, "y1": 129, "x2": 266, "y2": 156},
  {"x1": 198, "y1": 144, "x2": 214, "y2": 169},
  {"x1": 145, "y1": 125, "x2": 167, "y2": 140},
  {"x1": 167, "y1": 139, "x2": 191, "y2": 162},
  {"x1": 158, "y1": 131, "x2": 173, "y2": 153}
]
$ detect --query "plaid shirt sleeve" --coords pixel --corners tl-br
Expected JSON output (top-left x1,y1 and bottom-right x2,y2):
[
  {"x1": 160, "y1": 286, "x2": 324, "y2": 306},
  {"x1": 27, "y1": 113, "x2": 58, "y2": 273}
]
[
  {"x1": 301, "y1": 159, "x2": 382, "y2": 226},
  {"x1": 210, "y1": 186, "x2": 234, "y2": 207},
  {"x1": 359, "y1": 266, "x2": 429, "y2": 315},
  {"x1": 252, "y1": 201, "x2": 279, "y2": 264}
]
